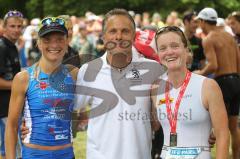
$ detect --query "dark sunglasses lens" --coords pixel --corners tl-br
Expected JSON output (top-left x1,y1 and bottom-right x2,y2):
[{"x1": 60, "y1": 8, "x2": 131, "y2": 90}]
[{"x1": 5, "y1": 11, "x2": 23, "y2": 19}]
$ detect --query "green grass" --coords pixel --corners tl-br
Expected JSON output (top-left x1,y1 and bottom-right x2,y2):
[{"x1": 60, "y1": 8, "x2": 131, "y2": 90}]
[
  {"x1": 73, "y1": 131, "x2": 87, "y2": 159},
  {"x1": 73, "y1": 131, "x2": 229, "y2": 159}
]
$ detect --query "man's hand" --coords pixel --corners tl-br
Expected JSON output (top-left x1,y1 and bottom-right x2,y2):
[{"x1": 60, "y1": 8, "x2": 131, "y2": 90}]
[
  {"x1": 20, "y1": 119, "x2": 29, "y2": 141},
  {"x1": 208, "y1": 131, "x2": 216, "y2": 148}
]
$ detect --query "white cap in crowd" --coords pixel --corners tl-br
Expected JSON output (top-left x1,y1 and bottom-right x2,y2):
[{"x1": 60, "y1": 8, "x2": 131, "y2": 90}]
[{"x1": 196, "y1": 7, "x2": 218, "y2": 21}]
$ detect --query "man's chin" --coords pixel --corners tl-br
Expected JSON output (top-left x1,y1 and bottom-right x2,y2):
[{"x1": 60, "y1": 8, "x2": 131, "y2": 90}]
[{"x1": 109, "y1": 52, "x2": 131, "y2": 68}]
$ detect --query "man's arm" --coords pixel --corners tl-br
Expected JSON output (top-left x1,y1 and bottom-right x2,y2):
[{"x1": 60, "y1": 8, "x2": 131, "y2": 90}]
[
  {"x1": 196, "y1": 37, "x2": 218, "y2": 75},
  {"x1": 0, "y1": 77, "x2": 12, "y2": 89},
  {"x1": 202, "y1": 78, "x2": 229, "y2": 159},
  {"x1": 5, "y1": 71, "x2": 28, "y2": 159}
]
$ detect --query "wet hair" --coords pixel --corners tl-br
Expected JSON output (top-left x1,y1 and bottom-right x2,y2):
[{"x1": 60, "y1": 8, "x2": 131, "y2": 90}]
[
  {"x1": 102, "y1": 8, "x2": 136, "y2": 33},
  {"x1": 155, "y1": 26, "x2": 189, "y2": 49}
]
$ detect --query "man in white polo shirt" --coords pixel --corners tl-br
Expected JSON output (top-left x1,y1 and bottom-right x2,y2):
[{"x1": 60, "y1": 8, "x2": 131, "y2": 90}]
[{"x1": 74, "y1": 8, "x2": 164, "y2": 159}]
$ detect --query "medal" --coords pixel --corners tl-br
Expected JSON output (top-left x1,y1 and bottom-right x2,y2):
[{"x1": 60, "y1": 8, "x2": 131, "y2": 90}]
[
  {"x1": 170, "y1": 133, "x2": 177, "y2": 147},
  {"x1": 165, "y1": 70, "x2": 191, "y2": 147}
]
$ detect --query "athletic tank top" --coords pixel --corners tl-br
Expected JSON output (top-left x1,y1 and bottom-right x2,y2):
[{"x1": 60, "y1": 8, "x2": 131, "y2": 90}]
[
  {"x1": 23, "y1": 64, "x2": 75, "y2": 146},
  {"x1": 156, "y1": 73, "x2": 211, "y2": 159}
]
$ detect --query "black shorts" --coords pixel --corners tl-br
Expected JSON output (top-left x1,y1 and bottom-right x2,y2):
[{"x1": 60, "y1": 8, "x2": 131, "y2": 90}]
[{"x1": 215, "y1": 73, "x2": 240, "y2": 116}]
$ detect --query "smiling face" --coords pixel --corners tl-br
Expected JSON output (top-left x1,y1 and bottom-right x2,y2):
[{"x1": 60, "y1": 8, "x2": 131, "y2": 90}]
[
  {"x1": 38, "y1": 32, "x2": 68, "y2": 63},
  {"x1": 102, "y1": 14, "x2": 135, "y2": 68},
  {"x1": 156, "y1": 32, "x2": 188, "y2": 71}
]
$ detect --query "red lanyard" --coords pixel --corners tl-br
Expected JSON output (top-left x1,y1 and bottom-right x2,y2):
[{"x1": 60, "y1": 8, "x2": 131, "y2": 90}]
[{"x1": 165, "y1": 70, "x2": 191, "y2": 133}]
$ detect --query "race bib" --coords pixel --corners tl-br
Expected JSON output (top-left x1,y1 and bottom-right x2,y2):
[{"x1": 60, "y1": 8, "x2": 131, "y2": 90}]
[{"x1": 165, "y1": 147, "x2": 202, "y2": 159}]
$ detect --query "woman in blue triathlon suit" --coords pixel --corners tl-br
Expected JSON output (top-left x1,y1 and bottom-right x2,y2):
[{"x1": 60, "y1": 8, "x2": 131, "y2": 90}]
[{"x1": 5, "y1": 17, "x2": 78, "y2": 159}]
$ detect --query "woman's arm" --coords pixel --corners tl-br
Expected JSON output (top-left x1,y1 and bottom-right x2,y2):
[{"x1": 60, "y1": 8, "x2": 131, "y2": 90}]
[
  {"x1": 5, "y1": 71, "x2": 29, "y2": 159},
  {"x1": 202, "y1": 78, "x2": 229, "y2": 159}
]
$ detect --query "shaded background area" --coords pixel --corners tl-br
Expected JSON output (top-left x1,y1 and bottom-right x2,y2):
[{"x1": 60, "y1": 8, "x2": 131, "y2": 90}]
[{"x1": 0, "y1": 0, "x2": 239, "y2": 19}]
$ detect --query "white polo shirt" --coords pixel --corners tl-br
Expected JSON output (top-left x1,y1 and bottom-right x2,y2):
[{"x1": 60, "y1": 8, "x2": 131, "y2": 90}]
[{"x1": 75, "y1": 47, "x2": 164, "y2": 159}]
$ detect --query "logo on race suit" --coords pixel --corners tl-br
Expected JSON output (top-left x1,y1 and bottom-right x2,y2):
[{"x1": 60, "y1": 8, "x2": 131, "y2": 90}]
[
  {"x1": 35, "y1": 81, "x2": 49, "y2": 90},
  {"x1": 40, "y1": 81, "x2": 48, "y2": 90},
  {"x1": 158, "y1": 98, "x2": 174, "y2": 105},
  {"x1": 44, "y1": 98, "x2": 73, "y2": 107},
  {"x1": 166, "y1": 147, "x2": 202, "y2": 159},
  {"x1": 55, "y1": 134, "x2": 68, "y2": 140},
  {"x1": 49, "y1": 127, "x2": 55, "y2": 134}
]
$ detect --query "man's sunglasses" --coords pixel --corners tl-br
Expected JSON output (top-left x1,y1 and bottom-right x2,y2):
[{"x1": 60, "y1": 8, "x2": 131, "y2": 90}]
[{"x1": 4, "y1": 10, "x2": 23, "y2": 20}]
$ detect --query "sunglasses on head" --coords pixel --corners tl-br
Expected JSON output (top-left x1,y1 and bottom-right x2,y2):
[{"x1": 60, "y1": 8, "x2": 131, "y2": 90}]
[
  {"x1": 39, "y1": 17, "x2": 66, "y2": 30},
  {"x1": 4, "y1": 10, "x2": 23, "y2": 20},
  {"x1": 156, "y1": 26, "x2": 184, "y2": 36},
  {"x1": 155, "y1": 26, "x2": 188, "y2": 49}
]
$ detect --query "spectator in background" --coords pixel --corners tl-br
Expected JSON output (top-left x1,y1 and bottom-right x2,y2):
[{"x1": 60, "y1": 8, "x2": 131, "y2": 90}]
[
  {"x1": 134, "y1": 13, "x2": 142, "y2": 29},
  {"x1": 95, "y1": 32, "x2": 105, "y2": 57},
  {"x1": 151, "y1": 12, "x2": 165, "y2": 28},
  {"x1": 22, "y1": 18, "x2": 41, "y2": 63},
  {"x1": 0, "y1": 19, "x2": 4, "y2": 36},
  {"x1": 0, "y1": 10, "x2": 24, "y2": 159},
  {"x1": 58, "y1": 15, "x2": 81, "y2": 68},
  {"x1": 216, "y1": 18, "x2": 234, "y2": 35},
  {"x1": 228, "y1": 11, "x2": 240, "y2": 47},
  {"x1": 78, "y1": 22, "x2": 94, "y2": 56},
  {"x1": 142, "y1": 12, "x2": 150, "y2": 27},
  {"x1": 183, "y1": 11, "x2": 205, "y2": 71}
]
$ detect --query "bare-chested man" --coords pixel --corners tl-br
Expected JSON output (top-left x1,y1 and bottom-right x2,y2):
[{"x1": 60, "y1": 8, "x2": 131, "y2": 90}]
[{"x1": 195, "y1": 7, "x2": 240, "y2": 159}]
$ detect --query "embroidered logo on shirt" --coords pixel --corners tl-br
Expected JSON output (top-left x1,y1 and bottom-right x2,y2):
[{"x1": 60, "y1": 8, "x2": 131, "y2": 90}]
[
  {"x1": 158, "y1": 98, "x2": 174, "y2": 105},
  {"x1": 132, "y1": 68, "x2": 140, "y2": 79}
]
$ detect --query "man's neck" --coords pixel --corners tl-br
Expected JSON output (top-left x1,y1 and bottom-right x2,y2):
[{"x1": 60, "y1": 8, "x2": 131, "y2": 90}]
[
  {"x1": 106, "y1": 52, "x2": 132, "y2": 70},
  {"x1": 205, "y1": 25, "x2": 218, "y2": 34},
  {"x1": 3, "y1": 34, "x2": 16, "y2": 44}
]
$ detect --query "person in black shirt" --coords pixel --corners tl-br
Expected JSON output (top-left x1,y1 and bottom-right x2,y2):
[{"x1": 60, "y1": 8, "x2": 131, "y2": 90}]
[
  {"x1": 58, "y1": 15, "x2": 82, "y2": 68},
  {"x1": 183, "y1": 11, "x2": 205, "y2": 71},
  {"x1": 0, "y1": 10, "x2": 24, "y2": 159}
]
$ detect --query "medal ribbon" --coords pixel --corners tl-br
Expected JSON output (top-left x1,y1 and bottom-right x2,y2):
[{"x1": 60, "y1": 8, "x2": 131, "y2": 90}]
[{"x1": 165, "y1": 70, "x2": 191, "y2": 133}]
